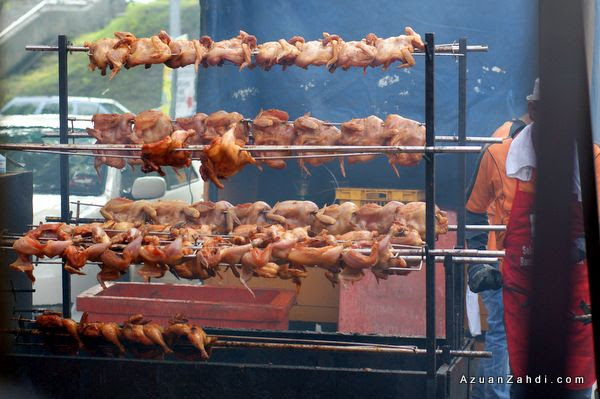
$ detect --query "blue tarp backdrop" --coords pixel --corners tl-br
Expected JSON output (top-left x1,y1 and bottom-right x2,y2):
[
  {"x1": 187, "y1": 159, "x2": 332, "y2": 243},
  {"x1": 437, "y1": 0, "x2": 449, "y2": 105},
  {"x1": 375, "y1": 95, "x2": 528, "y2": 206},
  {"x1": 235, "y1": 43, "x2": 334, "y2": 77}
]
[{"x1": 197, "y1": 0, "x2": 538, "y2": 208}]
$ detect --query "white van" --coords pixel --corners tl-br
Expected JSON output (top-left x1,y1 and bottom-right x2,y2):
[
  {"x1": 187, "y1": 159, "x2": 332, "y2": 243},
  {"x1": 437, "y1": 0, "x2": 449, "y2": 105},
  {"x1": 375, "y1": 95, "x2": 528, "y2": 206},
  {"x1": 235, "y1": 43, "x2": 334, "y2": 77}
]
[{"x1": 0, "y1": 116, "x2": 205, "y2": 307}]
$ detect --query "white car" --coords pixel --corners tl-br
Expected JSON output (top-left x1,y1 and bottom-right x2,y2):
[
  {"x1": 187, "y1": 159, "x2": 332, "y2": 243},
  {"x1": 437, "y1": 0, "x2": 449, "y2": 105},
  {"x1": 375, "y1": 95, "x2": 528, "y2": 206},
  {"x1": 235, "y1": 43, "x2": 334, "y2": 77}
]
[
  {"x1": 0, "y1": 114, "x2": 205, "y2": 308},
  {"x1": 0, "y1": 96, "x2": 130, "y2": 116}
]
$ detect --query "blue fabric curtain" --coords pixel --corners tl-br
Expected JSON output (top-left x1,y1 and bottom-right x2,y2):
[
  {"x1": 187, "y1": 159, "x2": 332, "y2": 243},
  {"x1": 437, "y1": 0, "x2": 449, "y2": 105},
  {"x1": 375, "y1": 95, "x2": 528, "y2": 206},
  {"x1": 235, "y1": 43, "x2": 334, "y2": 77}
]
[{"x1": 197, "y1": 0, "x2": 537, "y2": 207}]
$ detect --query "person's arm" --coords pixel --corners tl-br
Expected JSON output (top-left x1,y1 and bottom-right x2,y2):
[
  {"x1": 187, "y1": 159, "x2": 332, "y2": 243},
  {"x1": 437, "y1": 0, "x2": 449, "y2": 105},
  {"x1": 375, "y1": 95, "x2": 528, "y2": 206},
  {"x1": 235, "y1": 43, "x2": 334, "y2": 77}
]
[
  {"x1": 465, "y1": 149, "x2": 496, "y2": 250},
  {"x1": 464, "y1": 148, "x2": 503, "y2": 292}
]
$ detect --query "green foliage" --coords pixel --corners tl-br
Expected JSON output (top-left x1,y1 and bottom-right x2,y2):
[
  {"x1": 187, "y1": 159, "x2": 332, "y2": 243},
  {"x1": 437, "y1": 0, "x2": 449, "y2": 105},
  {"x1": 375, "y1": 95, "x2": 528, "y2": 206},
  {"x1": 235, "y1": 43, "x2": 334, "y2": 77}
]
[{"x1": 0, "y1": 0, "x2": 200, "y2": 113}]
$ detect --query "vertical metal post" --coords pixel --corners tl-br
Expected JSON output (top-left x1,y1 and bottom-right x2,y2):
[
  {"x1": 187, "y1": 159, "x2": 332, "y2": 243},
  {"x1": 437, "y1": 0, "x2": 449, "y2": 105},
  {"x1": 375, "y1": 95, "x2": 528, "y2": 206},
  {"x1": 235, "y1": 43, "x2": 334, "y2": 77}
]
[
  {"x1": 168, "y1": 0, "x2": 181, "y2": 118},
  {"x1": 58, "y1": 35, "x2": 71, "y2": 318},
  {"x1": 454, "y1": 38, "x2": 468, "y2": 349},
  {"x1": 424, "y1": 32, "x2": 437, "y2": 399},
  {"x1": 444, "y1": 255, "x2": 455, "y2": 350},
  {"x1": 457, "y1": 38, "x2": 467, "y2": 248}
]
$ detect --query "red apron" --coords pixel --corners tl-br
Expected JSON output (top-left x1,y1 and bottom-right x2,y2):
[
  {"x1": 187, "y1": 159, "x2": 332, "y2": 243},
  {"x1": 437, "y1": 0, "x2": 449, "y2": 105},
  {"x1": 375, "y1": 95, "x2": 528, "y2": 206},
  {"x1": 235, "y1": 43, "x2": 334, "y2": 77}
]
[{"x1": 502, "y1": 179, "x2": 595, "y2": 389}]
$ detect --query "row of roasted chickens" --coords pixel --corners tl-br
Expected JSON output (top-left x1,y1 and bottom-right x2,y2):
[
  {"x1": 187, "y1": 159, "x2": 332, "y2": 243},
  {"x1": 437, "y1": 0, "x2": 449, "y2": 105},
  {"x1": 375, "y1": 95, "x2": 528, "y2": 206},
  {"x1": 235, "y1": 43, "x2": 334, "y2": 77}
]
[
  {"x1": 85, "y1": 27, "x2": 424, "y2": 79},
  {"x1": 90, "y1": 108, "x2": 424, "y2": 188},
  {"x1": 35, "y1": 310, "x2": 214, "y2": 360},
  {"x1": 10, "y1": 199, "x2": 448, "y2": 288},
  {"x1": 99, "y1": 198, "x2": 448, "y2": 238}
]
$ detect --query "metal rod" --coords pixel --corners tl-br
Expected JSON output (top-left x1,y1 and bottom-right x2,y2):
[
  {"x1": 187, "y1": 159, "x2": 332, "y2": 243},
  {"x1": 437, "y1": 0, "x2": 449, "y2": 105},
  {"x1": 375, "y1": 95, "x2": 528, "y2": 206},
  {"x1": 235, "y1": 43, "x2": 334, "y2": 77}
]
[
  {"x1": 424, "y1": 32, "x2": 436, "y2": 399},
  {"x1": 3, "y1": 233, "x2": 504, "y2": 257},
  {"x1": 44, "y1": 216, "x2": 103, "y2": 224},
  {"x1": 444, "y1": 255, "x2": 456, "y2": 353},
  {"x1": 391, "y1": 256, "x2": 498, "y2": 264},
  {"x1": 435, "y1": 135, "x2": 502, "y2": 143},
  {"x1": 453, "y1": 37, "x2": 468, "y2": 350},
  {"x1": 254, "y1": 152, "x2": 380, "y2": 161},
  {"x1": 448, "y1": 224, "x2": 506, "y2": 231},
  {"x1": 18, "y1": 149, "x2": 140, "y2": 159},
  {"x1": 456, "y1": 37, "x2": 467, "y2": 251},
  {"x1": 58, "y1": 35, "x2": 71, "y2": 319},
  {"x1": 212, "y1": 334, "x2": 417, "y2": 349},
  {"x1": 26, "y1": 45, "x2": 88, "y2": 52},
  {"x1": 0, "y1": 328, "x2": 491, "y2": 358},
  {"x1": 69, "y1": 201, "x2": 103, "y2": 207},
  {"x1": 0, "y1": 143, "x2": 484, "y2": 154},
  {"x1": 25, "y1": 43, "x2": 488, "y2": 54},
  {"x1": 211, "y1": 339, "x2": 491, "y2": 357},
  {"x1": 43, "y1": 132, "x2": 504, "y2": 143}
]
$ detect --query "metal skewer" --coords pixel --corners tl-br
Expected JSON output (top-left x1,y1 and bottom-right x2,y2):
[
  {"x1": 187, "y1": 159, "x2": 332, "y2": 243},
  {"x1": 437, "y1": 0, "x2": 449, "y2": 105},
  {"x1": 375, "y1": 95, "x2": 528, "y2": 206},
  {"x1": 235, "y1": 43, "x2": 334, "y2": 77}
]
[
  {"x1": 447, "y1": 224, "x2": 506, "y2": 232},
  {"x1": 42, "y1": 131, "x2": 504, "y2": 144},
  {"x1": 255, "y1": 152, "x2": 380, "y2": 160},
  {"x1": 0, "y1": 327, "x2": 491, "y2": 358},
  {"x1": 25, "y1": 43, "x2": 488, "y2": 54},
  {"x1": 0, "y1": 143, "x2": 484, "y2": 154},
  {"x1": 17, "y1": 149, "x2": 141, "y2": 159},
  {"x1": 210, "y1": 339, "x2": 491, "y2": 357}
]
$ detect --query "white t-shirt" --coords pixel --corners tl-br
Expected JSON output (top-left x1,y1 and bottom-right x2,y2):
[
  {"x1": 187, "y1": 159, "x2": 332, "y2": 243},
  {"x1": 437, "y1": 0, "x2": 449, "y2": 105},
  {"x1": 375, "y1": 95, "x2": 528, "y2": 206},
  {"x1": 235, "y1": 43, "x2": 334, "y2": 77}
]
[{"x1": 505, "y1": 122, "x2": 581, "y2": 199}]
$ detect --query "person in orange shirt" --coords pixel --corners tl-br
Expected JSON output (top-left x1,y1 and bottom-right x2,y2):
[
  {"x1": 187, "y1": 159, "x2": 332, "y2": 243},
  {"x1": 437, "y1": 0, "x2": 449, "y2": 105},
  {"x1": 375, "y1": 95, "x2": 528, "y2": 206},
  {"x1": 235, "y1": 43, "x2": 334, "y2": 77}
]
[
  {"x1": 465, "y1": 115, "x2": 530, "y2": 399},
  {"x1": 466, "y1": 115, "x2": 529, "y2": 288}
]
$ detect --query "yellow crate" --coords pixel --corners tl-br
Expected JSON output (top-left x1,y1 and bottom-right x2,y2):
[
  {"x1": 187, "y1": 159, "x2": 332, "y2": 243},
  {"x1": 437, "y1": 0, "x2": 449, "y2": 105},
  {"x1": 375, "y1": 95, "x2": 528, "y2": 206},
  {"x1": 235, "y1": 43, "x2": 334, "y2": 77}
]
[{"x1": 335, "y1": 187, "x2": 425, "y2": 206}]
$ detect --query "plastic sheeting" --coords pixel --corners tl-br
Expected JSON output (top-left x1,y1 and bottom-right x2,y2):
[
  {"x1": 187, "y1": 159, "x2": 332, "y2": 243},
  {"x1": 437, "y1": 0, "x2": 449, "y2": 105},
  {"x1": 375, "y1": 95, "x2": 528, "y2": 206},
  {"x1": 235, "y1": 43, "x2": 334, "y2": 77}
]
[{"x1": 197, "y1": 0, "x2": 537, "y2": 207}]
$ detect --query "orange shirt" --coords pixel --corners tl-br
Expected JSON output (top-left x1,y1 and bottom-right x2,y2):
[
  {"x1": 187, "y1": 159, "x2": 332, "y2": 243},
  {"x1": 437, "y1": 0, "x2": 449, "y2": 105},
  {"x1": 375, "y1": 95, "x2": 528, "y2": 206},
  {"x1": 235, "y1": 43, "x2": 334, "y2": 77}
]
[{"x1": 466, "y1": 121, "x2": 522, "y2": 250}]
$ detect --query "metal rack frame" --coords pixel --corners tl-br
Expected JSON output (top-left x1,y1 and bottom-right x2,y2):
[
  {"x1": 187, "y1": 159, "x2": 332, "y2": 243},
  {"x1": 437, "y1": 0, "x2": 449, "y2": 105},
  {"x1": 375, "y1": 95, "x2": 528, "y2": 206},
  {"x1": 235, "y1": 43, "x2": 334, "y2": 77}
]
[{"x1": 18, "y1": 33, "x2": 490, "y2": 399}]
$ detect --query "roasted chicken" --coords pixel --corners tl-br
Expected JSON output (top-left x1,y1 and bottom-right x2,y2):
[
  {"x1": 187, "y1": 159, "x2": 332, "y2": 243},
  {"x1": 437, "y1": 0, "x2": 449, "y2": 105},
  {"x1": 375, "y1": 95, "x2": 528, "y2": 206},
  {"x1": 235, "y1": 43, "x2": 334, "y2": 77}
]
[
  {"x1": 100, "y1": 198, "x2": 157, "y2": 223},
  {"x1": 312, "y1": 202, "x2": 359, "y2": 235},
  {"x1": 331, "y1": 34, "x2": 378, "y2": 73},
  {"x1": 10, "y1": 198, "x2": 448, "y2": 287},
  {"x1": 199, "y1": 126, "x2": 256, "y2": 189},
  {"x1": 175, "y1": 113, "x2": 209, "y2": 144},
  {"x1": 78, "y1": 312, "x2": 125, "y2": 353},
  {"x1": 370, "y1": 27, "x2": 425, "y2": 69},
  {"x1": 122, "y1": 315, "x2": 173, "y2": 354},
  {"x1": 294, "y1": 33, "x2": 341, "y2": 69},
  {"x1": 84, "y1": 32, "x2": 136, "y2": 80},
  {"x1": 159, "y1": 31, "x2": 206, "y2": 71},
  {"x1": 191, "y1": 200, "x2": 239, "y2": 234},
  {"x1": 34, "y1": 312, "x2": 216, "y2": 359},
  {"x1": 36, "y1": 311, "x2": 82, "y2": 348},
  {"x1": 132, "y1": 110, "x2": 173, "y2": 144},
  {"x1": 338, "y1": 115, "x2": 389, "y2": 176},
  {"x1": 125, "y1": 31, "x2": 172, "y2": 69},
  {"x1": 397, "y1": 202, "x2": 449, "y2": 239},
  {"x1": 141, "y1": 129, "x2": 195, "y2": 175},
  {"x1": 252, "y1": 109, "x2": 296, "y2": 169},
  {"x1": 234, "y1": 201, "x2": 274, "y2": 226},
  {"x1": 204, "y1": 30, "x2": 257, "y2": 70},
  {"x1": 267, "y1": 200, "x2": 320, "y2": 229},
  {"x1": 204, "y1": 110, "x2": 248, "y2": 145},
  {"x1": 164, "y1": 316, "x2": 215, "y2": 360},
  {"x1": 254, "y1": 38, "x2": 302, "y2": 70},
  {"x1": 86, "y1": 113, "x2": 137, "y2": 174},
  {"x1": 151, "y1": 200, "x2": 200, "y2": 225},
  {"x1": 353, "y1": 201, "x2": 404, "y2": 234},
  {"x1": 293, "y1": 114, "x2": 341, "y2": 174},
  {"x1": 383, "y1": 114, "x2": 426, "y2": 176}
]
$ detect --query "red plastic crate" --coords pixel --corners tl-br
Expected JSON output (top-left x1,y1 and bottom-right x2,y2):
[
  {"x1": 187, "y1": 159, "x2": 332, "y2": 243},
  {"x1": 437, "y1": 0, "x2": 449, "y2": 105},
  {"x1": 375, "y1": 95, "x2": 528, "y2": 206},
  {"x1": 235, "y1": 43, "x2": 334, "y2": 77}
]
[{"x1": 77, "y1": 282, "x2": 297, "y2": 330}]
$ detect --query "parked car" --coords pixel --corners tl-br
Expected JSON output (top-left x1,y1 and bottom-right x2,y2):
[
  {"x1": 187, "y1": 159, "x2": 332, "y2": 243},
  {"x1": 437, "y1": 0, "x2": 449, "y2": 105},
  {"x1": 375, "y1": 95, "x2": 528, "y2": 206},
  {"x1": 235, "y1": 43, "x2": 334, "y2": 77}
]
[
  {"x1": 0, "y1": 115, "x2": 205, "y2": 308},
  {"x1": 0, "y1": 96, "x2": 130, "y2": 116}
]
